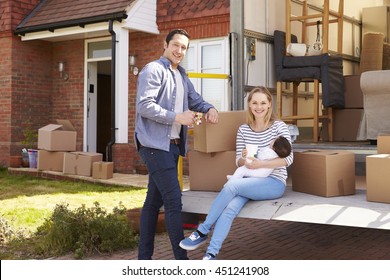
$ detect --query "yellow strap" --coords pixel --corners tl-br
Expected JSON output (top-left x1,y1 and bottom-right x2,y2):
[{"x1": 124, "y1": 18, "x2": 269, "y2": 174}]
[
  {"x1": 187, "y1": 72, "x2": 229, "y2": 79},
  {"x1": 178, "y1": 156, "x2": 183, "y2": 191}
]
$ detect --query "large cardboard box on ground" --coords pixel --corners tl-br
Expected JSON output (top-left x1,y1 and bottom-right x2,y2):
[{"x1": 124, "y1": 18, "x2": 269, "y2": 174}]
[
  {"x1": 343, "y1": 75, "x2": 363, "y2": 108},
  {"x1": 38, "y1": 120, "x2": 77, "y2": 151},
  {"x1": 189, "y1": 150, "x2": 236, "y2": 191},
  {"x1": 377, "y1": 135, "x2": 390, "y2": 154},
  {"x1": 63, "y1": 152, "x2": 103, "y2": 177},
  {"x1": 92, "y1": 161, "x2": 114, "y2": 179},
  {"x1": 194, "y1": 111, "x2": 246, "y2": 153},
  {"x1": 366, "y1": 154, "x2": 390, "y2": 203},
  {"x1": 292, "y1": 150, "x2": 355, "y2": 197},
  {"x1": 37, "y1": 150, "x2": 65, "y2": 172}
]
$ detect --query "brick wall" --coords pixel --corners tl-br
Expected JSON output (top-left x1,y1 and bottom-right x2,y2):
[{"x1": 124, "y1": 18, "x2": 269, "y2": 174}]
[
  {"x1": 52, "y1": 40, "x2": 86, "y2": 151},
  {"x1": 0, "y1": 0, "x2": 40, "y2": 35},
  {"x1": 0, "y1": 36, "x2": 12, "y2": 165},
  {"x1": 0, "y1": 0, "x2": 48, "y2": 166},
  {"x1": 112, "y1": 144, "x2": 135, "y2": 174},
  {"x1": 10, "y1": 38, "x2": 53, "y2": 155}
]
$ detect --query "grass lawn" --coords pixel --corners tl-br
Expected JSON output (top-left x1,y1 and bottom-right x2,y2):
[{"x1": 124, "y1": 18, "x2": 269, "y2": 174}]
[{"x1": 0, "y1": 168, "x2": 147, "y2": 259}]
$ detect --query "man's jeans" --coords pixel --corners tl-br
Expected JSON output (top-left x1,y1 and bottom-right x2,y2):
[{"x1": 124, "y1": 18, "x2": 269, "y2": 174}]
[{"x1": 137, "y1": 144, "x2": 188, "y2": 260}]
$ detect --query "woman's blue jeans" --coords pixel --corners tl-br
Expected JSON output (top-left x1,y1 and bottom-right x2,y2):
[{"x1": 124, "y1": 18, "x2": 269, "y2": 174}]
[
  {"x1": 137, "y1": 144, "x2": 188, "y2": 260},
  {"x1": 197, "y1": 177, "x2": 285, "y2": 257}
]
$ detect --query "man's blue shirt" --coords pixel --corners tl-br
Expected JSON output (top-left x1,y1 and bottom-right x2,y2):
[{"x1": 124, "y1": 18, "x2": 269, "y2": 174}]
[{"x1": 135, "y1": 56, "x2": 214, "y2": 155}]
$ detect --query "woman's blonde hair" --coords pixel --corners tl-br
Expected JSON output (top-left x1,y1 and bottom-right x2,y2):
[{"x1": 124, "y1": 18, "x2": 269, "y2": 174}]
[{"x1": 246, "y1": 86, "x2": 276, "y2": 128}]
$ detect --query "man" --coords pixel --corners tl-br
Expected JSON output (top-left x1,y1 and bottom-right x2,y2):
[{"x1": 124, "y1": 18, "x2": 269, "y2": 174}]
[{"x1": 135, "y1": 29, "x2": 218, "y2": 260}]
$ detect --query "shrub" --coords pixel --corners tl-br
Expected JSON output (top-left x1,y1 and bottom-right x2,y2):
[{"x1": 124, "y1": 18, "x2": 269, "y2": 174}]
[
  {"x1": 0, "y1": 215, "x2": 25, "y2": 244},
  {"x1": 33, "y1": 202, "x2": 138, "y2": 259}
]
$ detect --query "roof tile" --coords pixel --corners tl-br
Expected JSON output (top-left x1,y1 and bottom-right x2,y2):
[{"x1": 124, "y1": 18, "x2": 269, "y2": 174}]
[
  {"x1": 17, "y1": 0, "x2": 135, "y2": 29},
  {"x1": 158, "y1": 0, "x2": 230, "y2": 23}
]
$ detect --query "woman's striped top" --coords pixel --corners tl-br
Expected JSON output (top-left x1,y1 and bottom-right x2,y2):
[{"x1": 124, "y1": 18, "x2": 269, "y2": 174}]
[{"x1": 235, "y1": 120, "x2": 294, "y2": 185}]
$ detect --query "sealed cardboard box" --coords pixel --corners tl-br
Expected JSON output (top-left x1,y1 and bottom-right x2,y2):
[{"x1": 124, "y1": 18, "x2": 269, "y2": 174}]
[
  {"x1": 38, "y1": 120, "x2": 77, "y2": 151},
  {"x1": 189, "y1": 150, "x2": 237, "y2": 191},
  {"x1": 37, "y1": 150, "x2": 65, "y2": 172},
  {"x1": 321, "y1": 108, "x2": 364, "y2": 141},
  {"x1": 92, "y1": 161, "x2": 114, "y2": 179},
  {"x1": 366, "y1": 154, "x2": 390, "y2": 203},
  {"x1": 377, "y1": 135, "x2": 390, "y2": 154},
  {"x1": 292, "y1": 150, "x2": 355, "y2": 197},
  {"x1": 63, "y1": 152, "x2": 103, "y2": 177},
  {"x1": 333, "y1": 108, "x2": 364, "y2": 141},
  {"x1": 194, "y1": 111, "x2": 246, "y2": 153},
  {"x1": 344, "y1": 75, "x2": 363, "y2": 109}
]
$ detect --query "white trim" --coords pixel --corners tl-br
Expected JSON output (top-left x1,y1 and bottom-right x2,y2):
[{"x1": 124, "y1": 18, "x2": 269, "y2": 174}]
[
  {"x1": 84, "y1": 40, "x2": 90, "y2": 151},
  {"x1": 114, "y1": 25, "x2": 129, "y2": 144},
  {"x1": 18, "y1": 0, "x2": 158, "y2": 42},
  {"x1": 124, "y1": 0, "x2": 159, "y2": 34},
  {"x1": 83, "y1": 26, "x2": 129, "y2": 152},
  {"x1": 19, "y1": 22, "x2": 111, "y2": 42},
  {"x1": 84, "y1": 36, "x2": 112, "y2": 152}
]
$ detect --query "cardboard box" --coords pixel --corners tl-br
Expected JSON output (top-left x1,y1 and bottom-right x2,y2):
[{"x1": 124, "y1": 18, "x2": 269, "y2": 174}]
[
  {"x1": 292, "y1": 150, "x2": 355, "y2": 197},
  {"x1": 193, "y1": 111, "x2": 246, "y2": 153},
  {"x1": 63, "y1": 152, "x2": 103, "y2": 177},
  {"x1": 366, "y1": 154, "x2": 390, "y2": 203},
  {"x1": 37, "y1": 150, "x2": 65, "y2": 172},
  {"x1": 92, "y1": 161, "x2": 114, "y2": 179},
  {"x1": 189, "y1": 150, "x2": 237, "y2": 191},
  {"x1": 344, "y1": 75, "x2": 363, "y2": 109},
  {"x1": 377, "y1": 135, "x2": 390, "y2": 154},
  {"x1": 333, "y1": 108, "x2": 364, "y2": 141},
  {"x1": 38, "y1": 120, "x2": 77, "y2": 151}
]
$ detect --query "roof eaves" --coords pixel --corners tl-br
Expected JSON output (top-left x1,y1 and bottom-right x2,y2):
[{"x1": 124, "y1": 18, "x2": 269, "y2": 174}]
[
  {"x1": 15, "y1": 0, "x2": 47, "y2": 32},
  {"x1": 15, "y1": 12, "x2": 128, "y2": 36}
]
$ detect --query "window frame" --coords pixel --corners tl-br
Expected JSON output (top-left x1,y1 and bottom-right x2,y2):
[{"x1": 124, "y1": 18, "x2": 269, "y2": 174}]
[{"x1": 182, "y1": 37, "x2": 230, "y2": 111}]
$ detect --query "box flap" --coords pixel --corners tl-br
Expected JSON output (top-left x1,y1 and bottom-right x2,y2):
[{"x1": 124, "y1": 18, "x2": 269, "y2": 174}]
[
  {"x1": 300, "y1": 150, "x2": 351, "y2": 156},
  {"x1": 56, "y1": 119, "x2": 76, "y2": 131},
  {"x1": 39, "y1": 124, "x2": 63, "y2": 132},
  {"x1": 368, "y1": 154, "x2": 390, "y2": 159}
]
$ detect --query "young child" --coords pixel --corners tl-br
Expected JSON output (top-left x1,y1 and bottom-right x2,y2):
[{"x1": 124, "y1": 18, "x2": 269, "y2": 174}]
[{"x1": 227, "y1": 136, "x2": 291, "y2": 180}]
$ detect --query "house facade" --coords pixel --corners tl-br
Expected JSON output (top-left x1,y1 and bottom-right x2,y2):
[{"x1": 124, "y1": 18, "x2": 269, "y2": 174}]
[
  {"x1": 0, "y1": 0, "x2": 230, "y2": 174},
  {"x1": 1, "y1": 0, "x2": 385, "y2": 174}
]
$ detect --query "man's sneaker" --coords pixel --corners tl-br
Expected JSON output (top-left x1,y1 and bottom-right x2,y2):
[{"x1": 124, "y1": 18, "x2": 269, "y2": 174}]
[
  {"x1": 179, "y1": 231, "x2": 207, "y2": 250},
  {"x1": 202, "y1": 253, "x2": 216, "y2": 260}
]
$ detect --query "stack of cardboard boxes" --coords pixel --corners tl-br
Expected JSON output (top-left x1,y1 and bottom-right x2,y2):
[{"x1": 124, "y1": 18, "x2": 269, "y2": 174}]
[
  {"x1": 189, "y1": 111, "x2": 247, "y2": 191},
  {"x1": 366, "y1": 135, "x2": 390, "y2": 203},
  {"x1": 36, "y1": 120, "x2": 113, "y2": 179},
  {"x1": 333, "y1": 75, "x2": 364, "y2": 141},
  {"x1": 321, "y1": 75, "x2": 364, "y2": 141}
]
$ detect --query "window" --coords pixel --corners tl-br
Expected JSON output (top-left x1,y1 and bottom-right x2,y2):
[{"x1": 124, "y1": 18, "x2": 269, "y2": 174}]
[
  {"x1": 181, "y1": 38, "x2": 229, "y2": 111},
  {"x1": 88, "y1": 40, "x2": 111, "y2": 59}
]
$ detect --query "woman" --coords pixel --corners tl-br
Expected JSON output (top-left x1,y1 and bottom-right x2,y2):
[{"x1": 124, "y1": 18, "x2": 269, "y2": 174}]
[{"x1": 179, "y1": 86, "x2": 293, "y2": 260}]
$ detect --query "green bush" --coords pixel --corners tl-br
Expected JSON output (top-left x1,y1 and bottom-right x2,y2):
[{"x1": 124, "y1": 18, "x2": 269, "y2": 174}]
[{"x1": 33, "y1": 202, "x2": 138, "y2": 259}]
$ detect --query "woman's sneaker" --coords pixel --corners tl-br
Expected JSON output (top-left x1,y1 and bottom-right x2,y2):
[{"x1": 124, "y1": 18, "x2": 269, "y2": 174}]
[
  {"x1": 179, "y1": 231, "x2": 207, "y2": 250},
  {"x1": 202, "y1": 253, "x2": 216, "y2": 260}
]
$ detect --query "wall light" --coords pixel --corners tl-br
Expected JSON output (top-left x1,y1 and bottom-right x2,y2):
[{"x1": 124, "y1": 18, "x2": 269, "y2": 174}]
[
  {"x1": 129, "y1": 55, "x2": 139, "y2": 75},
  {"x1": 58, "y1": 61, "x2": 69, "y2": 81}
]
